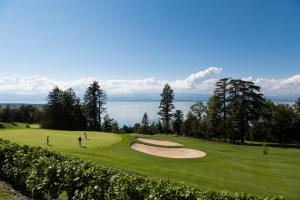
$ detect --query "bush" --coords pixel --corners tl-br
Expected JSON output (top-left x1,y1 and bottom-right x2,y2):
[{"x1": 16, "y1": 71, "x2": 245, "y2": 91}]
[{"x1": 0, "y1": 139, "x2": 284, "y2": 200}]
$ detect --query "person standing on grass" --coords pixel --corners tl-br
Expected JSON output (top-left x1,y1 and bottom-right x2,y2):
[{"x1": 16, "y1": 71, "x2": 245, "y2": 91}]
[
  {"x1": 84, "y1": 132, "x2": 87, "y2": 139},
  {"x1": 46, "y1": 136, "x2": 49, "y2": 145},
  {"x1": 78, "y1": 136, "x2": 82, "y2": 147}
]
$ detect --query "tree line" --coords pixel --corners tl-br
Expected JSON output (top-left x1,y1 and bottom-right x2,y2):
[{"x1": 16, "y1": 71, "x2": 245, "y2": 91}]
[
  {"x1": 2, "y1": 78, "x2": 299, "y2": 144},
  {"x1": 40, "y1": 81, "x2": 119, "y2": 132},
  {"x1": 0, "y1": 104, "x2": 41, "y2": 124},
  {"x1": 147, "y1": 79, "x2": 300, "y2": 144}
]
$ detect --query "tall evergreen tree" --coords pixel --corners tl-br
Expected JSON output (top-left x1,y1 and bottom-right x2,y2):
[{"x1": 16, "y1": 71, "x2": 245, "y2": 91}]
[
  {"x1": 214, "y1": 78, "x2": 230, "y2": 140},
  {"x1": 141, "y1": 112, "x2": 150, "y2": 134},
  {"x1": 43, "y1": 87, "x2": 64, "y2": 129},
  {"x1": 158, "y1": 84, "x2": 174, "y2": 133},
  {"x1": 84, "y1": 81, "x2": 107, "y2": 131},
  {"x1": 207, "y1": 96, "x2": 222, "y2": 139},
  {"x1": 62, "y1": 88, "x2": 86, "y2": 130},
  {"x1": 228, "y1": 80, "x2": 265, "y2": 143}
]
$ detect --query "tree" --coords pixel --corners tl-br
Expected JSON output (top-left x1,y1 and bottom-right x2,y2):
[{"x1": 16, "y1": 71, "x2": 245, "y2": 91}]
[
  {"x1": 227, "y1": 80, "x2": 265, "y2": 143},
  {"x1": 102, "y1": 114, "x2": 114, "y2": 132},
  {"x1": 42, "y1": 87, "x2": 64, "y2": 129},
  {"x1": 84, "y1": 81, "x2": 107, "y2": 131},
  {"x1": 249, "y1": 100, "x2": 274, "y2": 142},
  {"x1": 207, "y1": 96, "x2": 222, "y2": 139},
  {"x1": 153, "y1": 120, "x2": 163, "y2": 134},
  {"x1": 141, "y1": 112, "x2": 150, "y2": 134},
  {"x1": 214, "y1": 78, "x2": 230, "y2": 141},
  {"x1": 41, "y1": 87, "x2": 86, "y2": 130},
  {"x1": 149, "y1": 122, "x2": 155, "y2": 135},
  {"x1": 17, "y1": 105, "x2": 41, "y2": 124},
  {"x1": 133, "y1": 123, "x2": 141, "y2": 133},
  {"x1": 172, "y1": 110, "x2": 184, "y2": 136},
  {"x1": 294, "y1": 97, "x2": 300, "y2": 113},
  {"x1": 158, "y1": 84, "x2": 174, "y2": 133},
  {"x1": 120, "y1": 125, "x2": 134, "y2": 133},
  {"x1": 182, "y1": 111, "x2": 197, "y2": 137},
  {"x1": 190, "y1": 101, "x2": 207, "y2": 137},
  {"x1": 2, "y1": 105, "x2": 11, "y2": 122},
  {"x1": 112, "y1": 120, "x2": 119, "y2": 133},
  {"x1": 293, "y1": 97, "x2": 300, "y2": 142},
  {"x1": 272, "y1": 104, "x2": 295, "y2": 143}
]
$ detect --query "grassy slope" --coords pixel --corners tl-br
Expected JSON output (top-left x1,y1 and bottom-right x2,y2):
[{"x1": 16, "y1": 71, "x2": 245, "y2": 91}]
[{"x1": 0, "y1": 125, "x2": 299, "y2": 199}]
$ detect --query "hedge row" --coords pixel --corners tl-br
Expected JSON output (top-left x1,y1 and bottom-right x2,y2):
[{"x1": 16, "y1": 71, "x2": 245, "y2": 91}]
[{"x1": 0, "y1": 139, "x2": 284, "y2": 200}]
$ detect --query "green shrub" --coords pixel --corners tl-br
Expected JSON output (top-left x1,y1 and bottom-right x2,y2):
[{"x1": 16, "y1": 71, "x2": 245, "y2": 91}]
[{"x1": 0, "y1": 138, "x2": 284, "y2": 200}]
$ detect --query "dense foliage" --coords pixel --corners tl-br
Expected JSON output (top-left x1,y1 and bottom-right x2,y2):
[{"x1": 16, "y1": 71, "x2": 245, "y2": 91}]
[
  {"x1": 41, "y1": 87, "x2": 87, "y2": 130},
  {"x1": 0, "y1": 104, "x2": 41, "y2": 124},
  {"x1": 153, "y1": 79, "x2": 300, "y2": 144},
  {"x1": 0, "y1": 138, "x2": 284, "y2": 200},
  {"x1": 40, "y1": 82, "x2": 117, "y2": 132}
]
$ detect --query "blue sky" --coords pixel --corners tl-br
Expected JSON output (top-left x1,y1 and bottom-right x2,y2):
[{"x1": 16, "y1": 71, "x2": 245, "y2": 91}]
[{"x1": 0, "y1": 0, "x2": 299, "y2": 99}]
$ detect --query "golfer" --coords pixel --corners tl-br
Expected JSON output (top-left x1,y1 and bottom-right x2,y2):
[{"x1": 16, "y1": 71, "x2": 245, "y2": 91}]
[
  {"x1": 46, "y1": 136, "x2": 49, "y2": 145},
  {"x1": 78, "y1": 136, "x2": 82, "y2": 147}
]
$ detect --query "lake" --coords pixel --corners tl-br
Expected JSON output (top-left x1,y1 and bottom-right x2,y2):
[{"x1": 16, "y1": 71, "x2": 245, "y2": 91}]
[
  {"x1": 0, "y1": 100, "x2": 295, "y2": 126},
  {"x1": 106, "y1": 101, "x2": 195, "y2": 126}
]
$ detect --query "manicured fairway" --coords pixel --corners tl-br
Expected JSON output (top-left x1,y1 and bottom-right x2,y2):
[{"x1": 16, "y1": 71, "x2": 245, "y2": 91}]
[{"x1": 0, "y1": 125, "x2": 299, "y2": 199}]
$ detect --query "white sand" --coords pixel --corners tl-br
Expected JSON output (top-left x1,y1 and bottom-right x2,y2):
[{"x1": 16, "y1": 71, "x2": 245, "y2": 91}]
[
  {"x1": 131, "y1": 143, "x2": 206, "y2": 159},
  {"x1": 137, "y1": 138, "x2": 183, "y2": 147}
]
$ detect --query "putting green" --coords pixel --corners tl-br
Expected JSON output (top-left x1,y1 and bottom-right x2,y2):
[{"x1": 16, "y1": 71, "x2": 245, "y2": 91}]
[{"x1": 0, "y1": 129, "x2": 121, "y2": 151}]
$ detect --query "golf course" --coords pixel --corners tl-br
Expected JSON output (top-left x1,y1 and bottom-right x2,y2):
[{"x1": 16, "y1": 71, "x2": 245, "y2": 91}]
[{"x1": 0, "y1": 123, "x2": 299, "y2": 199}]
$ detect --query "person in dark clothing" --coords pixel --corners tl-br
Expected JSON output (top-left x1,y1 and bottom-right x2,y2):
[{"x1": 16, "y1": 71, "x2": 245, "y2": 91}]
[
  {"x1": 46, "y1": 136, "x2": 49, "y2": 145},
  {"x1": 78, "y1": 136, "x2": 82, "y2": 147}
]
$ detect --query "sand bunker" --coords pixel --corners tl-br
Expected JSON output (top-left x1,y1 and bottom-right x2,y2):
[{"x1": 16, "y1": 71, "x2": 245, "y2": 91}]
[
  {"x1": 131, "y1": 143, "x2": 206, "y2": 159},
  {"x1": 137, "y1": 138, "x2": 183, "y2": 147}
]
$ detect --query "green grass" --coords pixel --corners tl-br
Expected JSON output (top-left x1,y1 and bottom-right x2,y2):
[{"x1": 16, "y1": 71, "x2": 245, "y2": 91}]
[
  {"x1": 0, "y1": 125, "x2": 299, "y2": 199},
  {"x1": 0, "y1": 185, "x2": 12, "y2": 200}
]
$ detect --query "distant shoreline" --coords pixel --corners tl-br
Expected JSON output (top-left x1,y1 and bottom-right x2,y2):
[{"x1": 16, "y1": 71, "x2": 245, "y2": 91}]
[{"x1": 0, "y1": 99, "x2": 296, "y2": 106}]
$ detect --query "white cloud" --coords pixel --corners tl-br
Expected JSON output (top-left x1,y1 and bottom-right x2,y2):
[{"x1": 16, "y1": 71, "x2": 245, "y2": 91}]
[
  {"x1": 0, "y1": 67, "x2": 222, "y2": 95},
  {"x1": 0, "y1": 67, "x2": 299, "y2": 97},
  {"x1": 0, "y1": 75, "x2": 96, "y2": 95},
  {"x1": 243, "y1": 75, "x2": 300, "y2": 96}
]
